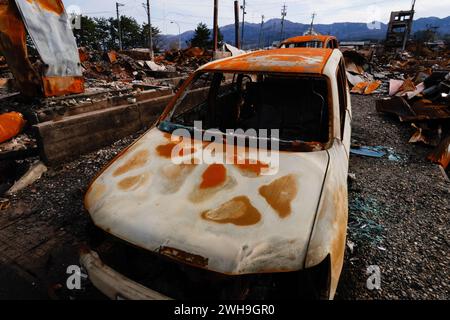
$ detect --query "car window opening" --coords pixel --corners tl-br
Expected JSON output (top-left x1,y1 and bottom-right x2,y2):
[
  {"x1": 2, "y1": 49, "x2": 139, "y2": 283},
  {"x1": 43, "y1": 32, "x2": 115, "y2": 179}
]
[
  {"x1": 160, "y1": 72, "x2": 330, "y2": 151},
  {"x1": 281, "y1": 41, "x2": 324, "y2": 48}
]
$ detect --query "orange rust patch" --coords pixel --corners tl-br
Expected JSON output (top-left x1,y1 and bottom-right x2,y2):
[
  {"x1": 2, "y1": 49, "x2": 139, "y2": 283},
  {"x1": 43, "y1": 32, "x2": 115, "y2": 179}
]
[
  {"x1": 42, "y1": 76, "x2": 84, "y2": 97},
  {"x1": 259, "y1": 175, "x2": 298, "y2": 218},
  {"x1": 234, "y1": 158, "x2": 269, "y2": 177},
  {"x1": 330, "y1": 186, "x2": 349, "y2": 297},
  {"x1": 113, "y1": 149, "x2": 149, "y2": 177},
  {"x1": 156, "y1": 142, "x2": 178, "y2": 158},
  {"x1": 200, "y1": 164, "x2": 227, "y2": 189},
  {"x1": 118, "y1": 174, "x2": 149, "y2": 191},
  {"x1": 203, "y1": 48, "x2": 332, "y2": 74},
  {"x1": 156, "y1": 142, "x2": 196, "y2": 159},
  {"x1": 160, "y1": 246, "x2": 208, "y2": 267},
  {"x1": 26, "y1": 0, "x2": 64, "y2": 15},
  {"x1": 202, "y1": 196, "x2": 261, "y2": 226}
]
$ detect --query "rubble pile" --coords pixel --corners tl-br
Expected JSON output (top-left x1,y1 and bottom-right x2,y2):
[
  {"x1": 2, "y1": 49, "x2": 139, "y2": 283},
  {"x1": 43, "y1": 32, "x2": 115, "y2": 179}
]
[
  {"x1": 79, "y1": 48, "x2": 150, "y2": 82},
  {"x1": 78, "y1": 47, "x2": 211, "y2": 85},
  {"x1": 376, "y1": 70, "x2": 450, "y2": 175},
  {"x1": 343, "y1": 43, "x2": 450, "y2": 177},
  {"x1": 0, "y1": 55, "x2": 8, "y2": 74},
  {"x1": 155, "y1": 47, "x2": 212, "y2": 72}
]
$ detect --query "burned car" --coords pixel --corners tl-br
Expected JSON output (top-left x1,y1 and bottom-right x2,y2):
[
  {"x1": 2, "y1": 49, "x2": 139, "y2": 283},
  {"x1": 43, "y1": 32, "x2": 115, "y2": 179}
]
[
  {"x1": 279, "y1": 35, "x2": 339, "y2": 49},
  {"x1": 82, "y1": 48, "x2": 352, "y2": 300}
]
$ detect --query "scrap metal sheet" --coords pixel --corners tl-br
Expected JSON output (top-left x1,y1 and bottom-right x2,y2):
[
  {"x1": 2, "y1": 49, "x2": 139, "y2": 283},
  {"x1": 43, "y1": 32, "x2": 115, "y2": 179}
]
[{"x1": 14, "y1": 0, "x2": 82, "y2": 77}]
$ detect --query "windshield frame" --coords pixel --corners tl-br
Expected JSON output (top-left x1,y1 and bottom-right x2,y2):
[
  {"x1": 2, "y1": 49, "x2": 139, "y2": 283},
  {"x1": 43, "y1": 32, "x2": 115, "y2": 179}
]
[{"x1": 156, "y1": 70, "x2": 335, "y2": 153}]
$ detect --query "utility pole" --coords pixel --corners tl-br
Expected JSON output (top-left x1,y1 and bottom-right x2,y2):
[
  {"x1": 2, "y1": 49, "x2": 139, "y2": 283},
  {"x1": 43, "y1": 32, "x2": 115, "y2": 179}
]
[
  {"x1": 213, "y1": 0, "x2": 219, "y2": 51},
  {"x1": 234, "y1": 0, "x2": 240, "y2": 49},
  {"x1": 240, "y1": 0, "x2": 246, "y2": 48},
  {"x1": 309, "y1": 12, "x2": 316, "y2": 35},
  {"x1": 258, "y1": 15, "x2": 265, "y2": 48},
  {"x1": 143, "y1": 0, "x2": 154, "y2": 59},
  {"x1": 280, "y1": 4, "x2": 287, "y2": 41},
  {"x1": 116, "y1": 2, "x2": 125, "y2": 50}
]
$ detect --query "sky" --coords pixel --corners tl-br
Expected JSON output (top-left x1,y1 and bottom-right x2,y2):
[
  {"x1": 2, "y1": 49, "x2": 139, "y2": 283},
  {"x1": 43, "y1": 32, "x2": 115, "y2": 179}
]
[{"x1": 63, "y1": 0, "x2": 450, "y2": 35}]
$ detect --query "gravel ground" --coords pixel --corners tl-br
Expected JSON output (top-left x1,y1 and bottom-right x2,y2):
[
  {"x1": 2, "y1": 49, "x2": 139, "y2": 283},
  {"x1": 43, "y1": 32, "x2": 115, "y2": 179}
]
[
  {"x1": 1, "y1": 94, "x2": 449, "y2": 300},
  {"x1": 338, "y1": 95, "x2": 449, "y2": 300}
]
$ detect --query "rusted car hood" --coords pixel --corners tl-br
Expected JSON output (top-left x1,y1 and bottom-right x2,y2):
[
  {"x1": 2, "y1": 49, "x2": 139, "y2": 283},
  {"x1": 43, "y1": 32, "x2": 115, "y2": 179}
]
[{"x1": 85, "y1": 129, "x2": 330, "y2": 275}]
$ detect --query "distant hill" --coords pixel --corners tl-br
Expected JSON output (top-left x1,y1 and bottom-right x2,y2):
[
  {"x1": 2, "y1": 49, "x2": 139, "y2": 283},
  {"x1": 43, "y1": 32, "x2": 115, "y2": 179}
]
[{"x1": 160, "y1": 16, "x2": 450, "y2": 50}]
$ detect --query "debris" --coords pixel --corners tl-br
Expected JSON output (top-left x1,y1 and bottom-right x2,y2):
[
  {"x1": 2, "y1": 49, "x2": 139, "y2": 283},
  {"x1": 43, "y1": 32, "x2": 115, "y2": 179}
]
[
  {"x1": 7, "y1": 161, "x2": 47, "y2": 195},
  {"x1": 0, "y1": 112, "x2": 26, "y2": 144},
  {"x1": 145, "y1": 61, "x2": 167, "y2": 72},
  {"x1": 376, "y1": 97, "x2": 450, "y2": 122},
  {"x1": 347, "y1": 240, "x2": 355, "y2": 254},
  {"x1": 0, "y1": 198, "x2": 10, "y2": 211},
  {"x1": 428, "y1": 135, "x2": 450, "y2": 171},
  {"x1": 0, "y1": 133, "x2": 38, "y2": 161},
  {"x1": 351, "y1": 81, "x2": 382, "y2": 95},
  {"x1": 438, "y1": 165, "x2": 450, "y2": 182},
  {"x1": 106, "y1": 51, "x2": 118, "y2": 64},
  {"x1": 351, "y1": 145, "x2": 402, "y2": 161},
  {"x1": 224, "y1": 43, "x2": 246, "y2": 57},
  {"x1": 351, "y1": 146, "x2": 386, "y2": 158}
]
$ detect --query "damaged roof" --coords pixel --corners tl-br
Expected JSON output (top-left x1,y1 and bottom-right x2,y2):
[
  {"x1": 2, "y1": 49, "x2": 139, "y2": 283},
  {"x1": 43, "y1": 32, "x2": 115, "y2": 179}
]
[
  {"x1": 281, "y1": 35, "x2": 336, "y2": 44},
  {"x1": 200, "y1": 48, "x2": 335, "y2": 74}
]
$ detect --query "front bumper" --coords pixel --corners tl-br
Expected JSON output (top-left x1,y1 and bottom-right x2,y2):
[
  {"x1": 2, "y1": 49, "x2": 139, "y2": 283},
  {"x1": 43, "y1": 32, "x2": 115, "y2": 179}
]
[{"x1": 80, "y1": 249, "x2": 172, "y2": 300}]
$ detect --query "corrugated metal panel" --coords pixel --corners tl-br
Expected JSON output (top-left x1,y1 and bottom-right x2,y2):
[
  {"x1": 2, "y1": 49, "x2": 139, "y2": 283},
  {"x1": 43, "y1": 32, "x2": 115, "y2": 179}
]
[{"x1": 14, "y1": 0, "x2": 82, "y2": 77}]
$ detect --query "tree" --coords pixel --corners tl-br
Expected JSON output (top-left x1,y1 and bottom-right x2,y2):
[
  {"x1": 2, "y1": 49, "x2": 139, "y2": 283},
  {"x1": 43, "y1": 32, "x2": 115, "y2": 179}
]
[
  {"x1": 120, "y1": 16, "x2": 143, "y2": 49},
  {"x1": 189, "y1": 23, "x2": 211, "y2": 48},
  {"x1": 217, "y1": 28, "x2": 224, "y2": 46},
  {"x1": 414, "y1": 25, "x2": 438, "y2": 43},
  {"x1": 142, "y1": 24, "x2": 162, "y2": 52},
  {"x1": 73, "y1": 16, "x2": 98, "y2": 48},
  {"x1": 93, "y1": 17, "x2": 112, "y2": 51}
]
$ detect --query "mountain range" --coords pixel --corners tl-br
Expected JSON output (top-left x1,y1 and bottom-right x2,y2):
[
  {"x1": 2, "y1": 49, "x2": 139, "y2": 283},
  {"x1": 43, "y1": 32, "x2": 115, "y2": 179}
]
[{"x1": 161, "y1": 16, "x2": 450, "y2": 50}]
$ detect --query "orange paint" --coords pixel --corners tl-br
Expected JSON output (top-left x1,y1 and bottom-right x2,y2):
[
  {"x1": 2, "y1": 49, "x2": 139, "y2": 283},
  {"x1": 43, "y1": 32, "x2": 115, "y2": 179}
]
[
  {"x1": 201, "y1": 196, "x2": 262, "y2": 226},
  {"x1": 203, "y1": 48, "x2": 333, "y2": 75},
  {"x1": 113, "y1": 149, "x2": 149, "y2": 177},
  {"x1": 259, "y1": 175, "x2": 298, "y2": 218},
  {"x1": 42, "y1": 76, "x2": 85, "y2": 97},
  {"x1": 156, "y1": 142, "x2": 177, "y2": 158},
  {"x1": 26, "y1": 0, "x2": 64, "y2": 15},
  {"x1": 200, "y1": 164, "x2": 227, "y2": 189},
  {"x1": 0, "y1": 112, "x2": 26, "y2": 144},
  {"x1": 280, "y1": 35, "x2": 336, "y2": 47},
  {"x1": 364, "y1": 80, "x2": 382, "y2": 95}
]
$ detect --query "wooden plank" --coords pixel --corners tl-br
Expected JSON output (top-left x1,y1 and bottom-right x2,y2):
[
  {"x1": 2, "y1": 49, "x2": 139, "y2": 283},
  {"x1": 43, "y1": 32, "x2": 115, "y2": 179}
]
[
  {"x1": 35, "y1": 104, "x2": 142, "y2": 165},
  {"x1": 34, "y1": 87, "x2": 208, "y2": 165},
  {"x1": 138, "y1": 94, "x2": 174, "y2": 128}
]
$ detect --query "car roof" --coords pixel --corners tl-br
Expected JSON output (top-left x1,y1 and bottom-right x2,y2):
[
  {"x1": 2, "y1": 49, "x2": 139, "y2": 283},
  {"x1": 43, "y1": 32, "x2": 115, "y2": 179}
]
[
  {"x1": 281, "y1": 35, "x2": 337, "y2": 45},
  {"x1": 200, "y1": 48, "x2": 335, "y2": 75}
]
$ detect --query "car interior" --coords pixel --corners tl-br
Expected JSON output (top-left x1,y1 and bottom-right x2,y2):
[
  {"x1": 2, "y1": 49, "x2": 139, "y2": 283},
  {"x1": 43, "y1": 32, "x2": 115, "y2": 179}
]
[{"x1": 169, "y1": 72, "x2": 330, "y2": 143}]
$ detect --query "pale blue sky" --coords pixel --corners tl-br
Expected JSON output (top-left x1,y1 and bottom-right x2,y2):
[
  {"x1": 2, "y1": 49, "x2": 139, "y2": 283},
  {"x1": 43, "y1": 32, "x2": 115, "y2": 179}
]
[{"x1": 63, "y1": 0, "x2": 450, "y2": 34}]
